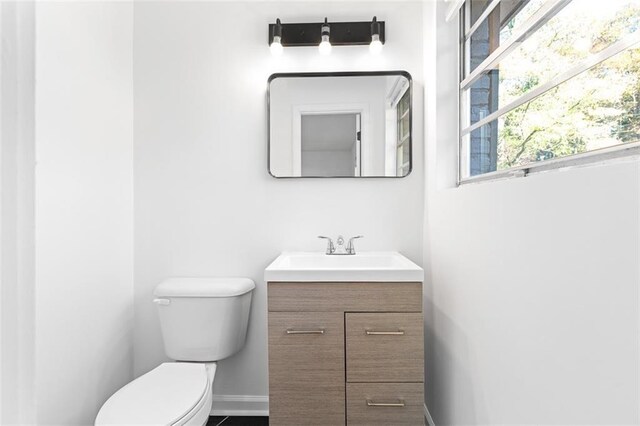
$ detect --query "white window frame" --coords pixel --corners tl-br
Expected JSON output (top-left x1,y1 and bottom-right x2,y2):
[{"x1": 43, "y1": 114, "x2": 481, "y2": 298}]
[
  {"x1": 385, "y1": 76, "x2": 410, "y2": 176},
  {"x1": 395, "y1": 89, "x2": 411, "y2": 177},
  {"x1": 458, "y1": 0, "x2": 640, "y2": 185}
]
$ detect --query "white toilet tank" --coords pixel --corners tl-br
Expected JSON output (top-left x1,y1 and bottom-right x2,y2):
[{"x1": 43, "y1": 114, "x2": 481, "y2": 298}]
[{"x1": 153, "y1": 277, "x2": 255, "y2": 362}]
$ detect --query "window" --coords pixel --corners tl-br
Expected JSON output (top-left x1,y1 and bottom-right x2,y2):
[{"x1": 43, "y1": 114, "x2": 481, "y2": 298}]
[
  {"x1": 397, "y1": 90, "x2": 411, "y2": 176},
  {"x1": 459, "y1": 0, "x2": 640, "y2": 181}
]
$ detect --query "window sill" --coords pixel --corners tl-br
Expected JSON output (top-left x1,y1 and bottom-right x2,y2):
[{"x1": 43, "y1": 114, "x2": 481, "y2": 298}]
[{"x1": 458, "y1": 142, "x2": 640, "y2": 186}]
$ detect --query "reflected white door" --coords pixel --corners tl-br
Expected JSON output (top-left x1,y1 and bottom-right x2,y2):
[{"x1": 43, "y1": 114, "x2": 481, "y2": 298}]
[{"x1": 300, "y1": 113, "x2": 360, "y2": 177}]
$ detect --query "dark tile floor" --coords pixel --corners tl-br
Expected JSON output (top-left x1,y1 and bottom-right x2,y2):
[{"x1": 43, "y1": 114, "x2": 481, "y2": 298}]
[{"x1": 207, "y1": 416, "x2": 269, "y2": 426}]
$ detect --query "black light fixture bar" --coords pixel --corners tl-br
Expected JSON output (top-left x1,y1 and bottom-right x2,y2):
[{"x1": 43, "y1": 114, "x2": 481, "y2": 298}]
[{"x1": 268, "y1": 19, "x2": 385, "y2": 47}]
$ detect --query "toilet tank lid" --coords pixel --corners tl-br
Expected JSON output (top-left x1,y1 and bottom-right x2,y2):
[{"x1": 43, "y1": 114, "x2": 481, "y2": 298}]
[{"x1": 154, "y1": 277, "x2": 255, "y2": 298}]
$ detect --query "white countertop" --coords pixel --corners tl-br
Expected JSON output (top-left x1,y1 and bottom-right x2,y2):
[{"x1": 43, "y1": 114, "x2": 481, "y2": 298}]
[{"x1": 264, "y1": 251, "x2": 424, "y2": 282}]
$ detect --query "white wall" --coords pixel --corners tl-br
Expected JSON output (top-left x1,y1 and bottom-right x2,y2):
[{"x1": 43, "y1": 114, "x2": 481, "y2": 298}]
[
  {"x1": 0, "y1": 2, "x2": 35, "y2": 423},
  {"x1": 133, "y1": 1, "x2": 424, "y2": 414},
  {"x1": 423, "y1": 1, "x2": 640, "y2": 424},
  {"x1": 35, "y1": 3, "x2": 134, "y2": 424}
]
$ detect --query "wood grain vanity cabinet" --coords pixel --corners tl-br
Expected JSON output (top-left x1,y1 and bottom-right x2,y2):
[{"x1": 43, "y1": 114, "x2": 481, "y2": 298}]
[{"x1": 267, "y1": 282, "x2": 425, "y2": 426}]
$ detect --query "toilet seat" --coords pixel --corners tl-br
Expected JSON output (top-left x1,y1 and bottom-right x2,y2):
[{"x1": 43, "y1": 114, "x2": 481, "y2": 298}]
[{"x1": 95, "y1": 362, "x2": 216, "y2": 426}]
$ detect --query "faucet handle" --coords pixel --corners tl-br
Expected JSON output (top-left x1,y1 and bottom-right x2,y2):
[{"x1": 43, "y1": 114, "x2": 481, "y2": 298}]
[
  {"x1": 346, "y1": 235, "x2": 364, "y2": 255},
  {"x1": 317, "y1": 236, "x2": 335, "y2": 255}
]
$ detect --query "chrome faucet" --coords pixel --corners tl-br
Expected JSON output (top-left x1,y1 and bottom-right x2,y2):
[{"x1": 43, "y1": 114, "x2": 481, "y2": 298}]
[
  {"x1": 346, "y1": 235, "x2": 364, "y2": 254},
  {"x1": 317, "y1": 235, "x2": 364, "y2": 255},
  {"x1": 317, "y1": 236, "x2": 335, "y2": 255}
]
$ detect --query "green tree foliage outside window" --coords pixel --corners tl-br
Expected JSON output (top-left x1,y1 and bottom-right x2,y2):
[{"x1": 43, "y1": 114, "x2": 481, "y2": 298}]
[{"x1": 466, "y1": 0, "x2": 640, "y2": 174}]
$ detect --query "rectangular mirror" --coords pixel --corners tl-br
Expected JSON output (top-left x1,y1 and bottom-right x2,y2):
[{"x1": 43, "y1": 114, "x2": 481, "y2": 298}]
[{"x1": 268, "y1": 71, "x2": 412, "y2": 178}]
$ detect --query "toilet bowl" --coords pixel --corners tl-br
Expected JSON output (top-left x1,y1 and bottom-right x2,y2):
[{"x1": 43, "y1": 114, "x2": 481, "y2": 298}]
[{"x1": 95, "y1": 277, "x2": 255, "y2": 426}]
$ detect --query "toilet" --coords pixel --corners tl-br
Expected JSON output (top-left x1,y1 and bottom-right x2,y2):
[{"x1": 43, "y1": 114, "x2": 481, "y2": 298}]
[{"x1": 95, "y1": 277, "x2": 255, "y2": 426}]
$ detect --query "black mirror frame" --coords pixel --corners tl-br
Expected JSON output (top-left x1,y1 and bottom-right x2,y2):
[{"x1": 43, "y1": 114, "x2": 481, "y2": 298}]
[{"x1": 267, "y1": 70, "x2": 413, "y2": 179}]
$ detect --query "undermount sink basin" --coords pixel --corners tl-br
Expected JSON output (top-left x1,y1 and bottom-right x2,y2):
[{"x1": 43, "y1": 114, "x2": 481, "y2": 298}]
[{"x1": 264, "y1": 251, "x2": 424, "y2": 282}]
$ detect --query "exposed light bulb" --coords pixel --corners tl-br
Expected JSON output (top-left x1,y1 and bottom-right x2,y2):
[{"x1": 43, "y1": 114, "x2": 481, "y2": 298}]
[
  {"x1": 270, "y1": 18, "x2": 284, "y2": 56},
  {"x1": 319, "y1": 18, "x2": 331, "y2": 55},
  {"x1": 270, "y1": 35, "x2": 283, "y2": 56},
  {"x1": 370, "y1": 34, "x2": 383, "y2": 54},
  {"x1": 319, "y1": 35, "x2": 332, "y2": 55}
]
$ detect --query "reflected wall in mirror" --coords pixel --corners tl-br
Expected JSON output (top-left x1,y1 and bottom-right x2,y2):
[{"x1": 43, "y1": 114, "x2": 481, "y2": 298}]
[{"x1": 268, "y1": 72, "x2": 412, "y2": 178}]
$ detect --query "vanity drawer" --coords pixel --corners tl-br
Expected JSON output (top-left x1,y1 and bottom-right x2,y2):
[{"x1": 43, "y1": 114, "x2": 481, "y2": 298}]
[
  {"x1": 346, "y1": 313, "x2": 424, "y2": 382},
  {"x1": 268, "y1": 311, "x2": 345, "y2": 426},
  {"x1": 268, "y1": 282, "x2": 422, "y2": 312},
  {"x1": 346, "y1": 382, "x2": 425, "y2": 426}
]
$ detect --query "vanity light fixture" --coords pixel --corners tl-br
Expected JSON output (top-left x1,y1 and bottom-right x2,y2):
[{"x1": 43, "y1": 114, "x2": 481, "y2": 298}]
[
  {"x1": 270, "y1": 18, "x2": 284, "y2": 56},
  {"x1": 318, "y1": 18, "x2": 332, "y2": 55},
  {"x1": 369, "y1": 16, "x2": 383, "y2": 54},
  {"x1": 268, "y1": 17, "x2": 385, "y2": 54}
]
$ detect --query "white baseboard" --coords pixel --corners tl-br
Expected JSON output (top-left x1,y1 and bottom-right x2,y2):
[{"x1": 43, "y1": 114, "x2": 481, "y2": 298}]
[
  {"x1": 424, "y1": 403, "x2": 435, "y2": 426},
  {"x1": 210, "y1": 394, "x2": 269, "y2": 417},
  {"x1": 211, "y1": 395, "x2": 432, "y2": 423}
]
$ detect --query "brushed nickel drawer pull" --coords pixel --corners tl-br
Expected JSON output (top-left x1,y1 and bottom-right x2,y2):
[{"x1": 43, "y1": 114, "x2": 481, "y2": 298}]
[
  {"x1": 365, "y1": 330, "x2": 405, "y2": 335},
  {"x1": 286, "y1": 329, "x2": 325, "y2": 335},
  {"x1": 366, "y1": 399, "x2": 406, "y2": 407}
]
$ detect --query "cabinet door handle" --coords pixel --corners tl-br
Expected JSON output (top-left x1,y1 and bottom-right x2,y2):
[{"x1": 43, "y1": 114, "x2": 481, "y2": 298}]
[
  {"x1": 365, "y1": 330, "x2": 405, "y2": 335},
  {"x1": 286, "y1": 329, "x2": 325, "y2": 335},
  {"x1": 366, "y1": 400, "x2": 406, "y2": 407}
]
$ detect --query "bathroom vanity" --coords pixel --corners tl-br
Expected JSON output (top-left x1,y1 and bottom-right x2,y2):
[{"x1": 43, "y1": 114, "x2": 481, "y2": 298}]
[{"x1": 265, "y1": 252, "x2": 425, "y2": 426}]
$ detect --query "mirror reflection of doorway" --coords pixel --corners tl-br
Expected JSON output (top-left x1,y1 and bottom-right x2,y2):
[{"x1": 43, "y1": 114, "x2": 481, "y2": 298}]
[{"x1": 301, "y1": 113, "x2": 361, "y2": 177}]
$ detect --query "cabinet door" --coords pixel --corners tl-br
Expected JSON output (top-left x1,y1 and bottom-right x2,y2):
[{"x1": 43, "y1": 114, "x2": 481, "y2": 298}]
[
  {"x1": 346, "y1": 313, "x2": 424, "y2": 382},
  {"x1": 268, "y1": 312, "x2": 345, "y2": 426}
]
